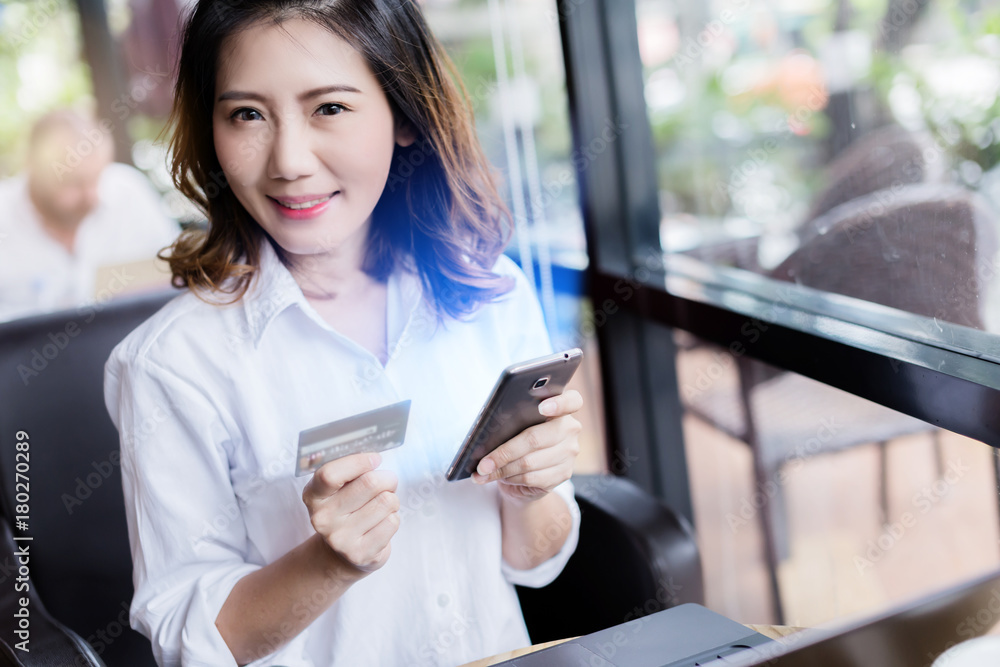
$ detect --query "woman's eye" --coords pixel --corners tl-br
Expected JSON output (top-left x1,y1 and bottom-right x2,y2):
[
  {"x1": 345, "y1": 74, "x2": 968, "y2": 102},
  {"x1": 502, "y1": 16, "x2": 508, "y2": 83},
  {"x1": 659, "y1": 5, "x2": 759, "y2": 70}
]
[
  {"x1": 231, "y1": 108, "x2": 263, "y2": 122},
  {"x1": 316, "y1": 103, "x2": 346, "y2": 116}
]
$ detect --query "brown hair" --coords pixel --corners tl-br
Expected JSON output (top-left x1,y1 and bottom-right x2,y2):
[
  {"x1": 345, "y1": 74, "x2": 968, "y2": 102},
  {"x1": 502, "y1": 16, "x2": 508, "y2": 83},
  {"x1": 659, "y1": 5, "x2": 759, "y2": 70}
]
[{"x1": 165, "y1": 0, "x2": 515, "y2": 318}]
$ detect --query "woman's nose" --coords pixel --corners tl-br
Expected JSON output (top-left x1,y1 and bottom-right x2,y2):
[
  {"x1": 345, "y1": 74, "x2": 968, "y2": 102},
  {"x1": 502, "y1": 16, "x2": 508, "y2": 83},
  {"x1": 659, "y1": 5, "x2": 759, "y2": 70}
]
[{"x1": 266, "y1": 119, "x2": 320, "y2": 181}]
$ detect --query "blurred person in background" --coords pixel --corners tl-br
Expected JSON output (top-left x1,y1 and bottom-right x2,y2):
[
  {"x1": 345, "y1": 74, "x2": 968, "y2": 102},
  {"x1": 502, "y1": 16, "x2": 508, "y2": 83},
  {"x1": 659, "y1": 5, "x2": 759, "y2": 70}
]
[{"x1": 0, "y1": 110, "x2": 179, "y2": 322}]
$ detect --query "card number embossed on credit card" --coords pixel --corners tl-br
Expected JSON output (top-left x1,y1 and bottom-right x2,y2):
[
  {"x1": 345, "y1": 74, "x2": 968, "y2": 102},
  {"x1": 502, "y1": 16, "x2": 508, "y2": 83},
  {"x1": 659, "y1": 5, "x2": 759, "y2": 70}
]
[{"x1": 295, "y1": 400, "x2": 410, "y2": 476}]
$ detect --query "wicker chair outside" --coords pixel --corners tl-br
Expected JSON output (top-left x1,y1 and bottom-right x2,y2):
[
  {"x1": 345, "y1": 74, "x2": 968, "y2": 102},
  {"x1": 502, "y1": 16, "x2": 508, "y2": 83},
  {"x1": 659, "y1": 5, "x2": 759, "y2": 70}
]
[
  {"x1": 799, "y1": 125, "x2": 945, "y2": 231},
  {"x1": 684, "y1": 183, "x2": 998, "y2": 623},
  {"x1": 679, "y1": 125, "x2": 942, "y2": 273}
]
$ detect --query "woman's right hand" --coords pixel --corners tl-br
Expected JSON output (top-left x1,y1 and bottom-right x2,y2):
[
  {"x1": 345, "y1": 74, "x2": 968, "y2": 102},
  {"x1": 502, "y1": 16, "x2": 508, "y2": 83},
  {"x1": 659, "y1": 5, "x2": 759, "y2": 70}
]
[{"x1": 301, "y1": 452, "x2": 400, "y2": 574}]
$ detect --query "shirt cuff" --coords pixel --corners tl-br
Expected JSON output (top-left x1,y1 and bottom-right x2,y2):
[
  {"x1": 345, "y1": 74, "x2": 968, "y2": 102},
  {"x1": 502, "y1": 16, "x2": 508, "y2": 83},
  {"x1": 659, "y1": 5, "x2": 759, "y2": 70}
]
[
  {"x1": 136, "y1": 563, "x2": 259, "y2": 667},
  {"x1": 501, "y1": 480, "x2": 581, "y2": 588}
]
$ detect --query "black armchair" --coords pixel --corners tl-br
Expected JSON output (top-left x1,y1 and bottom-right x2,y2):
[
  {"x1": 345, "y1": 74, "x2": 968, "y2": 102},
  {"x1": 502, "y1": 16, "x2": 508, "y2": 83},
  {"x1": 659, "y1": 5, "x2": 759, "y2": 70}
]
[
  {"x1": 0, "y1": 291, "x2": 175, "y2": 667},
  {"x1": 517, "y1": 474, "x2": 703, "y2": 644}
]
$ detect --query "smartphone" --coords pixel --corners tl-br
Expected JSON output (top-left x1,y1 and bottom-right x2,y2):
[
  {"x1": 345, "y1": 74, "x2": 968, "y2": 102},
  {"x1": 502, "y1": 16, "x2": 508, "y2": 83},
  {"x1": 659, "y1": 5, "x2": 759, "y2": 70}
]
[{"x1": 445, "y1": 348, "x2": 584, "y2": 482}]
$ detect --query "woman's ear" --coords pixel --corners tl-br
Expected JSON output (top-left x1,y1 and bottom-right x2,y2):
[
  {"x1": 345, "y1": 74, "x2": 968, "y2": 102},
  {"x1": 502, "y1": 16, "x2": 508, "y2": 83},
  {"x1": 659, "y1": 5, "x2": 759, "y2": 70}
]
[{"x1": 395, "y1": 117, "x2": 417, "y2": 148}]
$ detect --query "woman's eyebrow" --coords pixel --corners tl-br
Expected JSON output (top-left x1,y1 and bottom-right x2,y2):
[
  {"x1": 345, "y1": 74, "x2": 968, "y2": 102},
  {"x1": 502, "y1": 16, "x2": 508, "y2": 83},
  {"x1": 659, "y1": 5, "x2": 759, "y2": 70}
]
[
  {"x1": 300, "y1": 84, "x2": 363, "y2": 99},
  {"x1": 217, "y1": 84, "x2": 363, "y2": 103}
]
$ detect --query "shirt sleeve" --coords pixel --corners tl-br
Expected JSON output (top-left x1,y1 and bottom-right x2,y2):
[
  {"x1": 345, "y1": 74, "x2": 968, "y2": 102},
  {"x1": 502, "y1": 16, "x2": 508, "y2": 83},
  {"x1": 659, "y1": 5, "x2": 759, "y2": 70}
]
[
  {"x1": 492, "y1": 255, "x2": 582, "y2": 588},
  {"x1": 500, "y1": 479, "x2": 582, "y2": 588},
  {"x1": 105, "y1": 350, "x2": 255, "y2": 667}
]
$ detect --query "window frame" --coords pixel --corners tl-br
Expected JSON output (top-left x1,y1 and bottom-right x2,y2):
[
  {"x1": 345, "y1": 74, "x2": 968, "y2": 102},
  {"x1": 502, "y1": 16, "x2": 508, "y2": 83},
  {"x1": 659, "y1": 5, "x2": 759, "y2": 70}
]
[{"x1": 557, "y1": 0, "x2": 1000, "y2": 528}]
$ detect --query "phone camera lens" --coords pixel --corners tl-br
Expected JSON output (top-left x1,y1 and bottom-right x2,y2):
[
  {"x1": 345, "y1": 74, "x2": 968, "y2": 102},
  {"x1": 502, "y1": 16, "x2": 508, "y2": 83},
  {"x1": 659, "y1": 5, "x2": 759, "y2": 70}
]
[{"x1": 532, "y1": 378, "x2": 549, "y2": 389}]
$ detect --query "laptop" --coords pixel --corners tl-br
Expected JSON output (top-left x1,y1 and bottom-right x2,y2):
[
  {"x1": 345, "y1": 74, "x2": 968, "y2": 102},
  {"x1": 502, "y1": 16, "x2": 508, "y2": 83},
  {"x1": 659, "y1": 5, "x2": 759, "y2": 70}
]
[{"x1": 495, "y1": 567, "x2": 1000, "y2": 667}]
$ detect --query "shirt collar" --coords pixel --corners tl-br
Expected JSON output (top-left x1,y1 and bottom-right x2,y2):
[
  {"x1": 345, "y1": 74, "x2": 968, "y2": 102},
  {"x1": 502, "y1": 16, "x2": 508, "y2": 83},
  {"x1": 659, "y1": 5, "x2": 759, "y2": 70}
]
[
  {"x1": 16, "y1": 175, "x2": 106, "y2": 253},
  {"x1": 242, "y1": 238, "x2": 427, "y2": 351}
]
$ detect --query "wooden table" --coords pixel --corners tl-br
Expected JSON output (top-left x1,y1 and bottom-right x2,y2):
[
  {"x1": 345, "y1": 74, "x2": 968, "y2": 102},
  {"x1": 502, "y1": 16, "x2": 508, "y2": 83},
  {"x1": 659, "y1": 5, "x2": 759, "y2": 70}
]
[{"x1": 460, "y1": 625, "x2": 805, "y2": 666}]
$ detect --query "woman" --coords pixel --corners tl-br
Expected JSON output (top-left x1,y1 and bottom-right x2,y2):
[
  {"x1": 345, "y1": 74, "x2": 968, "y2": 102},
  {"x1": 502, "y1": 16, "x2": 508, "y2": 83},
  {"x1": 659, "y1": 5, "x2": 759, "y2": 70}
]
[{"x1": 103, "y1": 1, "x2": 583, "y2": 665}]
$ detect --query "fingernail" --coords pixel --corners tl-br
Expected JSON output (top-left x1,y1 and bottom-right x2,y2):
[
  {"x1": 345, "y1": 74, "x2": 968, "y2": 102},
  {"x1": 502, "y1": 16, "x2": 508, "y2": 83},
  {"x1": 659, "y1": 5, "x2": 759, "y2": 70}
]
[
  {"x1": 477, "y1": 458, "x2": 495, "y2": 476},
  {"x1": 539, "y1": 400, "x2": 556, "y2": 416},
  {"x1": 369, "y1": 453, "x2": 381, "y2": 468}
]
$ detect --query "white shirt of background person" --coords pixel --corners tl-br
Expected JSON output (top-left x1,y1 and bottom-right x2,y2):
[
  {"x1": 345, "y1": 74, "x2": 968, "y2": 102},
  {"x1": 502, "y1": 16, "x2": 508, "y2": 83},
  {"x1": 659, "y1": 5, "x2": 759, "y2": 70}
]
[{"x1": 0, "y1": 111, "x2": 179, "y2": 322}]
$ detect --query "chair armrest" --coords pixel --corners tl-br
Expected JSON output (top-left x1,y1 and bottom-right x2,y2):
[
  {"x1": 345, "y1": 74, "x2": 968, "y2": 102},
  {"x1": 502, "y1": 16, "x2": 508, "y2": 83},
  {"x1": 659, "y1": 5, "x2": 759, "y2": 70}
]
[
  {"x1": 573, "y1": 474, "x2": 704, "y2": 605},
  {"x1": 516, "y1": 474, "x2": 704, "y2": 643},
  {"x1": 0, "y1": 520, "x2": 106, "y2": 667}
]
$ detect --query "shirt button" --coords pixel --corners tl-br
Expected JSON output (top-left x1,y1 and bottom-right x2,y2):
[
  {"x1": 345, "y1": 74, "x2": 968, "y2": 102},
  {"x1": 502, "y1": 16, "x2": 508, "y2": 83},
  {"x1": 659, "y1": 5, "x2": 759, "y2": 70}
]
[
  {"x1": 438, "y1": 593, "x2": 450, "y2": 607},
  {"x1": 356, "y1": 361, "x2": 382, "y2": 386}
]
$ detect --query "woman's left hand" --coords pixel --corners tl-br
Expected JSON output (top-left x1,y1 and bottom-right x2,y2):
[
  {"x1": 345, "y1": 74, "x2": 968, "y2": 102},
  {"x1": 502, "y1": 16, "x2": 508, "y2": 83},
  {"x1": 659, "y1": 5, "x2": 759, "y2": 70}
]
[{"x1": 472, "y1": 389, "x2": 583, "y2": 503}]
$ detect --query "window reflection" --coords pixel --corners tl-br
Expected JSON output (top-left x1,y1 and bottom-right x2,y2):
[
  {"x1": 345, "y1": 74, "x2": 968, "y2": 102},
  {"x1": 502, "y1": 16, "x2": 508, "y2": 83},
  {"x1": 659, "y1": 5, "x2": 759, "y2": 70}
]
[{"x1": 644, "y1": 0, "x2": 1000, "y2": 337}]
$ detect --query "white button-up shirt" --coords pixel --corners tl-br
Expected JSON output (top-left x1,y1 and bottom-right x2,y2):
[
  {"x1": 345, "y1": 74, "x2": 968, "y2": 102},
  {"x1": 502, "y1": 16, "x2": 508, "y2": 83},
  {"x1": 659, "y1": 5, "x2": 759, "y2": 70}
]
[
  {"x1": 0, "y1": 163, "x2": 179, "y2": 321},
  {"x1": 103, "y1": 239, "x2": 580, "y2": 667}
]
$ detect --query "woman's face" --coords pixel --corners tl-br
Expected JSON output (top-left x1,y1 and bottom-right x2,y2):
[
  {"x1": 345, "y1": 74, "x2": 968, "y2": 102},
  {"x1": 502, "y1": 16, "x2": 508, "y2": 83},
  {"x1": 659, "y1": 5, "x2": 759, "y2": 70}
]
[{"x1": 213, "y1": 18, "x2": 414, "y2": 260}]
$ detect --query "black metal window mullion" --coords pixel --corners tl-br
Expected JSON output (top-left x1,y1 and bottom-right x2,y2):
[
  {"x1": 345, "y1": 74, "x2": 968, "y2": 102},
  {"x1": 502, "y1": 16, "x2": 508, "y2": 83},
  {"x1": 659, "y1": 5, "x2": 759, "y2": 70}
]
[{"x1": 558, "y1": 0, "x2": 693, "y2": 525}]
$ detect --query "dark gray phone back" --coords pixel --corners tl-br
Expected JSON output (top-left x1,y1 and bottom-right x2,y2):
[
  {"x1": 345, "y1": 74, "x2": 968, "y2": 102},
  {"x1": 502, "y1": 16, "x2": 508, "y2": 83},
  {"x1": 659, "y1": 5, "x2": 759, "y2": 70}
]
[{"x1": 446, "y1": 348, "x2": 583, "y2": 481}]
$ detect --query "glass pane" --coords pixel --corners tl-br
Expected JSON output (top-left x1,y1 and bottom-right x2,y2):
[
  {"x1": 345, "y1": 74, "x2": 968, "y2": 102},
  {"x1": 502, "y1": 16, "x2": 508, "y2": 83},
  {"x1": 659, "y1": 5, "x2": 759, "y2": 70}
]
[
  {"x1": 642, "y1": 0, "x2": 1000, "y2": 353},
  {"x1": 676, "y1": 329, "x2": 1000, "y2": 627}
]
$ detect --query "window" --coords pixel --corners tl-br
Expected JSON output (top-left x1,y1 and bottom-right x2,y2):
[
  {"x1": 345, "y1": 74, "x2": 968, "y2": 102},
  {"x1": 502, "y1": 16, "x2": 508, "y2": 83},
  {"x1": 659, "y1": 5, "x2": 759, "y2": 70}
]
[
  {"x1": 637, "y1": 0, "x2": 1000, "y2": 627},
  {"x1": 645, "y1": 0, "x2": 1000, "y2": 351},
  {"x1": 557, "y1": 0, "x2": 1000, "y2": 629}
]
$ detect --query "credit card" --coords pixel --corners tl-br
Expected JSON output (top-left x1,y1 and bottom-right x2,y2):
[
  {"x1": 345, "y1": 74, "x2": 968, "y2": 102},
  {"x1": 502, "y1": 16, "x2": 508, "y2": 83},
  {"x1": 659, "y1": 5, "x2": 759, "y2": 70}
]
[{"x1": 295, "y1": 400, "x2": 410, "y2": 476}]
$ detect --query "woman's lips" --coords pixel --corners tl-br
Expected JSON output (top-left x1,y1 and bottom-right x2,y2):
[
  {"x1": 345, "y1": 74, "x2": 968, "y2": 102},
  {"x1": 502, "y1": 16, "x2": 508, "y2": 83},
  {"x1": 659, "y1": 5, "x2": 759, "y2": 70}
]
[{"x1": 267, "y1": 192, "x2": 338, "y2": 220}]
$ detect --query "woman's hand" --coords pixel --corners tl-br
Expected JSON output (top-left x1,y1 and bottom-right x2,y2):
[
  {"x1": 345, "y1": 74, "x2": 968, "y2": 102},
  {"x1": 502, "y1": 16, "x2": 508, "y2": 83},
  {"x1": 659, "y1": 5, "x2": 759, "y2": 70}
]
[
  {"x1": 301, "y1": 452, "x2": 400, "y2": 574},
  {"x1": 472, "y1": 389, "x2": 583, "y2": 504}
]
